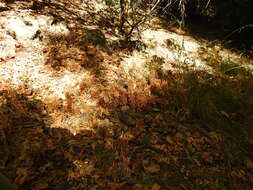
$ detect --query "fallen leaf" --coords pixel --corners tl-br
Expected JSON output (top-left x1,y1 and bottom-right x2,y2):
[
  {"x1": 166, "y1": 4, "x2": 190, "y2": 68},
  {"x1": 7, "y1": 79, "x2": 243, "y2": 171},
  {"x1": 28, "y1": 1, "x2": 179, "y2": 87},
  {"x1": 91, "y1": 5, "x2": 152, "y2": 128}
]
[
  {"x1": 170, "y1": 156, "x2": 178, "y2": 164},
  {"x1": 15, "y1": 168, "x2": 29, "y2": 186},
  {"x1": 220, "y1": 111, "x2": 229, "y2": 118},
  {"x1": 201, "y1": 152, "x2": 213, "y2": 163},
  {"x1": 208, "y1": 131, "x2": 221, "y2": 143},
  {"x1": 132, "y1": 184, "x2": 148, "y2": 190},
  {"x1": 33, "y1": 180, "x2": 48, "y2": 190},
  {"x1": 144, "y1": 163, "x2": 160, "y2": 173},
  {"x1": 174, "y1": 132, "x2": 184, "y2": 142},
  {"x1": 122, "y1": 131, "x2": 135, "y2": 140},
  {"x1": 180, "y1": 184, "x2": 188, "y2": 190},
  {"x1": 107, "y1": 182, "x2": 126, "y2": 190},
  {"x1": 165, "y1": 136, "x2": 174, "y2": 144},
  {"x1": 151, "y1": 183, "x2": 160, "y2": 190}
]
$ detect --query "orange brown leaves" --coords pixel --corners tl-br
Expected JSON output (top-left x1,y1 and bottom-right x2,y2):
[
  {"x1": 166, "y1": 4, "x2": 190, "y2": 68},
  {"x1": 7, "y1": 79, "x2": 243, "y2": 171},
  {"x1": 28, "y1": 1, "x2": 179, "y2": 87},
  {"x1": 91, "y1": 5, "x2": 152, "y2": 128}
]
[
  {"x1": 127, "y1": 78, "x2": 150, "y2": 109},
  {"x1": 151, "y1": 183, "x2": 161, "y2": 190},
  {"x1": 144, "y1": 163, "x2": 160, "y2": 173},
  {"x1": 44, "y1": 97, "x2": 63, "y2": 113},
  {"x1": 64, "y1": 92, "x2": 73, "y2": 113},
  {"x1": 44, "y1": 35, "x2": 104, "y2": 71},
  {"x1": 132, "y1": 184, "x2": 148, "y2": 190},
  {"x1": 149, "y1": 74, "x2": 170, "y2": 95},
  {"x1": 15, "y1": 168, "x2": 30, "y2": 186},
  {"x1": 79, "y1": 75, "x2": 96, "y2": 92},
  {"x1": 99, "y1": 83, "x2": 128, "y2": 109},
  {"x1": 201, "y1": 152, "x2": 213, "y2": 163}
]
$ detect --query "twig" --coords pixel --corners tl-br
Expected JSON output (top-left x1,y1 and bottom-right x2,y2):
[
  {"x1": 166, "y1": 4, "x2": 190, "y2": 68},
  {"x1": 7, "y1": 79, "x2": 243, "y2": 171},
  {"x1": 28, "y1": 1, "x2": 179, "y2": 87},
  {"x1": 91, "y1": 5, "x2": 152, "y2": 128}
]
[
  {"x1": 224, "y1": 24, "x2": 253, "y2": 39},
  {"x1": 205, "y1": 0, "x2": 212, "y2": 9},
  {"x1": 124, "y1": 0, "x2": 161, "y2": 37}
]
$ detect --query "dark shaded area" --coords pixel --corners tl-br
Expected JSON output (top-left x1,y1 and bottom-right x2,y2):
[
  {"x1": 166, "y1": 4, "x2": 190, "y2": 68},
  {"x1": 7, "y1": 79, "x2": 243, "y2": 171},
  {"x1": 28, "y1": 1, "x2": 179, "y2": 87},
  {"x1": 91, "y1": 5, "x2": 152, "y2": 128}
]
[
  {"x1": 0, "y1": 89, "x2": 74, "y2": 190},
  {"x1": 0, "y1": 7, "x2": 10, "y2": 12},
  {"x1": 160, "y1": 0, "x2": 253, "y2": 53},
  {"x1": 83, "y1": 28, "x2": 112, "y2": 54},
  {"x1": 1, "y1": 64, "x2": 253, "y2": 189},
  {"x1": 193, "y1": 0, "x2": 253, "y2": 50}
]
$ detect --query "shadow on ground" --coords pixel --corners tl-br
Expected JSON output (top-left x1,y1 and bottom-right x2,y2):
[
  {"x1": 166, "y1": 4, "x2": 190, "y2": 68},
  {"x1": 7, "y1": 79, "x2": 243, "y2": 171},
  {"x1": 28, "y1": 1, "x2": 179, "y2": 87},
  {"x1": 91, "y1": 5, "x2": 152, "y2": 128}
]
[
  {"x1": 1, "y1": 59, "x2": 253, "y2": 189},
  {"x1": 0, "y1": 1, "x2": 253, "y2": 189}
]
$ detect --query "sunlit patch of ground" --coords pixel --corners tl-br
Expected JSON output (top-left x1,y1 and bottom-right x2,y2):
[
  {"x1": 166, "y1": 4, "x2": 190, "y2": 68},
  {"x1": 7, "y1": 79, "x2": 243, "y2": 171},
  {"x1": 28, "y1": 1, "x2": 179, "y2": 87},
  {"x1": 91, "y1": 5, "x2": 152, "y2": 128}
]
[
  {"x1": 0, "y1": 9, "x2": 95, "y2": 136},
  {"x1": 1, "y1": 22, "x2": 82, "y2": 99},
  {"x1": 0, "y1": 0, "x2": 252, "y2": 148},
  {"x1": 120, "y1": 21, "x2": 253, "y2": 77},
  {"x1": 0, "y1": 0, "x2": 252, "y2": 144}
]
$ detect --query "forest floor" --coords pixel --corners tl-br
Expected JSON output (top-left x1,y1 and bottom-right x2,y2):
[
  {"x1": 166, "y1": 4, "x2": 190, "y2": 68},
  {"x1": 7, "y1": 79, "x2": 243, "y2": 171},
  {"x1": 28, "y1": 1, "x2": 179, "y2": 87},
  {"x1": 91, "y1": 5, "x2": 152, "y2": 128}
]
[{"x1": 1, "y1": 0, "x2": 253, "y2": 190}]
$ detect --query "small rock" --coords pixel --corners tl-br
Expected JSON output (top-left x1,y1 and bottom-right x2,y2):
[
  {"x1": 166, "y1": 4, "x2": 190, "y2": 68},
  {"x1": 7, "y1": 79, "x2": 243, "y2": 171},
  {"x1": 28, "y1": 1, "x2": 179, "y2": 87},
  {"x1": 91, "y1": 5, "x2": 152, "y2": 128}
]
[{"x1": 83, "y1": 29, "x2": 110, "y2": 53}]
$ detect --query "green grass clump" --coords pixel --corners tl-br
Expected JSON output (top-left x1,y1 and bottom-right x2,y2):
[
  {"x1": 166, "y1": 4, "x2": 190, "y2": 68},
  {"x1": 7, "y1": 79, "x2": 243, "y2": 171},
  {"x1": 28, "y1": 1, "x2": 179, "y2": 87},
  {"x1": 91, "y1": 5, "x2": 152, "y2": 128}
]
[{"x1": 219, "y1": 61, "x2": 251, "y2": 76}]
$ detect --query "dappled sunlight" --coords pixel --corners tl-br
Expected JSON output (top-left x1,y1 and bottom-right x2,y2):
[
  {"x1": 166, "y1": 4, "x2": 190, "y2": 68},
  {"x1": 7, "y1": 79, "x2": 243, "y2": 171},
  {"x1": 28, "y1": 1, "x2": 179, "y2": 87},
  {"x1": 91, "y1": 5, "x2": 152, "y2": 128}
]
[
  {"x1": 120, "y1": 27, "x2": 214, "y2": 74},
  {"x1": 7, "y1": 16, "x2": 39, "y2": 40},
  {"x1": 0, "y1": 0, "x2": 253, "y2": 189},
  {"x1": 121, "y1": 52, "x2": 149, "y2": 76},
  {"x1": 0, "y1": 10, "x2": 88, "y2": 101},
  {"x1": 137, "y1": 26, "x2": 253, "y2": 75},
  {"x1": 0, "y1": 34, "x2": 86, "y2": 100}
]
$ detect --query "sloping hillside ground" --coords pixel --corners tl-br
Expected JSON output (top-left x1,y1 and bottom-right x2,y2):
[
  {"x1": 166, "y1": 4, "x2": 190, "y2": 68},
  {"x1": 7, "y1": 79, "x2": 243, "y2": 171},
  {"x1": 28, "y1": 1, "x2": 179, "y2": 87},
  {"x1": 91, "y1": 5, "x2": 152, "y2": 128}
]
[{"x1": 1, "y1": 0, "x2": 253, "y2": 189}]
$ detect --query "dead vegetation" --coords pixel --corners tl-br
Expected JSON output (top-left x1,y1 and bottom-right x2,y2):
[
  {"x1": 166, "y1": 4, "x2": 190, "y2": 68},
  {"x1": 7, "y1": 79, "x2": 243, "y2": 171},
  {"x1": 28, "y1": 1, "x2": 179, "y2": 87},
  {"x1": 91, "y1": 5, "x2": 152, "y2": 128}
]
[{"x1": 0, "y1": 0, "x2": 253, "y2": 190}]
